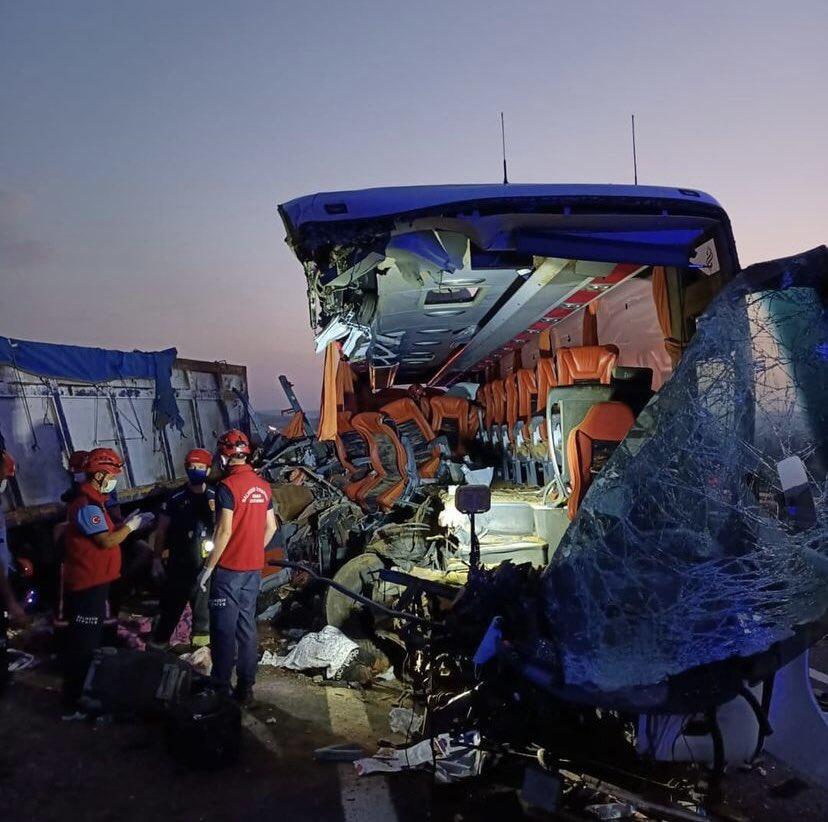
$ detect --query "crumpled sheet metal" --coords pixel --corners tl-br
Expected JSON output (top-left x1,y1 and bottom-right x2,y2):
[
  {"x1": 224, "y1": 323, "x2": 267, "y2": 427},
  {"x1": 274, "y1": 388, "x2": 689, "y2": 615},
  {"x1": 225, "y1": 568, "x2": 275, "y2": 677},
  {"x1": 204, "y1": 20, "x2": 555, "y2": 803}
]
[{"x1": 542, "y1": 246, "x2": 828, "y2": 694}]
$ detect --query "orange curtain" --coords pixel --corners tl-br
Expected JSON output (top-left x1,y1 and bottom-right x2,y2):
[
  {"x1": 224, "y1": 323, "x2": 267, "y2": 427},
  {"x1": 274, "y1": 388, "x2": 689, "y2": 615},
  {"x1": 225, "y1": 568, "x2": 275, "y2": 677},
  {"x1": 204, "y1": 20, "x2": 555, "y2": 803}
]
[
  {"x1": 581, "y1": 302, "x2": 599, "y2": 346},
  {"x1": 651, "y1": 267, "x2": 684, "y2": 366},
  {"x1": 336, "y1": 359, "x2": 356, "y2": 412},
  {"x1": 281, "y1": 411, "x2": 306, "y2": 438},
  {"x1": 317, "y1": 342, "x2": 340, "y2": 441}
]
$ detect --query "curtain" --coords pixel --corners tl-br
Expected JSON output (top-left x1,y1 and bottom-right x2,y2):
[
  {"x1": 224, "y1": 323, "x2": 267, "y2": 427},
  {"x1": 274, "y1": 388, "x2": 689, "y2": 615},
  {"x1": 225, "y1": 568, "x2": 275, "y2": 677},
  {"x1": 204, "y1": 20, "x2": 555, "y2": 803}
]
[
  {"x1": 317, "y1": 342, "x2": 340, "y2": 442},
  {"x1": 281, "y1": 411, "x2": 306, "y2": 438},
  {"x1": 652, "y1": 266, "x2": 684, "y2": 366},
  {"x1": 581, "y1": 302, "x2": 599, "y2": 346}
]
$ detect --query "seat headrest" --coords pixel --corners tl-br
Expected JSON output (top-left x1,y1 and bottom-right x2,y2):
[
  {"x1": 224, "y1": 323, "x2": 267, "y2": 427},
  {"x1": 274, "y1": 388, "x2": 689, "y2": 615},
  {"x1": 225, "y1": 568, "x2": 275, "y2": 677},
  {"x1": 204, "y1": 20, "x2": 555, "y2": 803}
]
[
  {"x1": 557, "y1": 345, "x2": 618, "y2": 386},
  {"x1": 430, "y1": 395, "x2": 470, "y2": 417}
]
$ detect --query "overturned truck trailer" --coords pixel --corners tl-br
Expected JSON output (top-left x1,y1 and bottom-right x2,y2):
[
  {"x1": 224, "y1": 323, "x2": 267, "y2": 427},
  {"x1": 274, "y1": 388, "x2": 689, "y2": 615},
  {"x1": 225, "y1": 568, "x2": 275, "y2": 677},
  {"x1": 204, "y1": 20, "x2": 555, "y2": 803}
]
[
  {"x1": 0, "y1": 338, "x2": 252, "y2": 528},
  {"x1": 275, "y1": 184, "x2": 828, "y2": 785}
]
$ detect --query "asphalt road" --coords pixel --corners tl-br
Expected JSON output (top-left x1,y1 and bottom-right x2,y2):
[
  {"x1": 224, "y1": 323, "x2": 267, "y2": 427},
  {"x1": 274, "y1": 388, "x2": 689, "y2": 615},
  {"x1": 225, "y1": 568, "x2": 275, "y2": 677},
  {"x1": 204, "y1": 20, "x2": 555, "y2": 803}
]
[{"x1": 2, "y1": 637, "x2": 827, "y2": 822}]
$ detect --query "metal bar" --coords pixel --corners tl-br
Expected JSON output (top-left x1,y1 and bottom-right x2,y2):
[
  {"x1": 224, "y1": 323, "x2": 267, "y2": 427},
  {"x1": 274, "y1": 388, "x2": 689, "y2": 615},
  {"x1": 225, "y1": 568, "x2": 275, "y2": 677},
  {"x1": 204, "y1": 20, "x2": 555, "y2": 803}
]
[{"x1": 108, "y1": 391, "x2": 136, "y2": 487}]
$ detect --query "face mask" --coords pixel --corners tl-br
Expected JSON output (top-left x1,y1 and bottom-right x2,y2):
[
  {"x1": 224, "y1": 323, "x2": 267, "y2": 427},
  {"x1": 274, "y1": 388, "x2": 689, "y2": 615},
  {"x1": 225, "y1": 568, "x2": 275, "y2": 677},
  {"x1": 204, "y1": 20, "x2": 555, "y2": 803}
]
[
  {"x1": 0, "y1": 479, "x2": 7, "y2": 494},
  {"x1": 101, "y1": 477, "x2": 118, "y2": 494},
  {"x1": 186, "y1": 467, "x2": 209, "y2": 485},
  {"x1": 73, "y1": 472, "x2": 87, "y2": 484}
]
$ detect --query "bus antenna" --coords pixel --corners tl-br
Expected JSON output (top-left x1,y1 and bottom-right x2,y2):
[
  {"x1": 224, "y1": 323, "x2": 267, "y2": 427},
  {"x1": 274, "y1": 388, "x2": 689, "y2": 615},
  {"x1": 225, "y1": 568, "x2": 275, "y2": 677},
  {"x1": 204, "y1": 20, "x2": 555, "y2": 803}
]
[
  {"x1": 501, "y1": 111, "x2": 509, "y2": 184},
  {"x1": 631, "y1": 113, "x2": 638, "y2": 185}
]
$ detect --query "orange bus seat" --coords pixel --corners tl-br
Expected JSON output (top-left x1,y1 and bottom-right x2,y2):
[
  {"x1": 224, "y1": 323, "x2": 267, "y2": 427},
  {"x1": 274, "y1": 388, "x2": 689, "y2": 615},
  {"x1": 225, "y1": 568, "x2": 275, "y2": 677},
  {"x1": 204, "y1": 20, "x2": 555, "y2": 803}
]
[
  {"x1": 557, "y1": 345, "x2": 618, "y2": 386},
  {"x1": 536, "y1": 359, "x2": 558, "y2": 413},
  {"x1": 380, "y1": 398, "x2": 441, "y2": 479},
  {"x1": 351, "y1": 411, "x2": 409, "y2": 511},
  {"x1": 566, "y1": 401, "x2": 634, "y2": 520},
  {"x1": 429, "y1": 395, "x2": 478, "y2": 457}
]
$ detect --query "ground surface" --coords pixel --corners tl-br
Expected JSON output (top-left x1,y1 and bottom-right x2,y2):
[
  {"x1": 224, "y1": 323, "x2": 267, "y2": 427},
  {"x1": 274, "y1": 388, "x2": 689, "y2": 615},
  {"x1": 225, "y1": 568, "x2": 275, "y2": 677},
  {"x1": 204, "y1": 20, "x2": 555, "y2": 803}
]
[{"x1": 2, "y1": 639, "x2": 828, "y2": 821}]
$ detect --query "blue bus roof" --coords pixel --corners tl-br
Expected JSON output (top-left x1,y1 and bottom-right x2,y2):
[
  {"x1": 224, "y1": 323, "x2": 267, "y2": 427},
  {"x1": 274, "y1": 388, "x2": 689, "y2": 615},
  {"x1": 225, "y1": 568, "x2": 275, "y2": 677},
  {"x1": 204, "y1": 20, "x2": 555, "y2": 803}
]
[{"x1": 280, "y1": 182, "x2": 726, "y2": 235}]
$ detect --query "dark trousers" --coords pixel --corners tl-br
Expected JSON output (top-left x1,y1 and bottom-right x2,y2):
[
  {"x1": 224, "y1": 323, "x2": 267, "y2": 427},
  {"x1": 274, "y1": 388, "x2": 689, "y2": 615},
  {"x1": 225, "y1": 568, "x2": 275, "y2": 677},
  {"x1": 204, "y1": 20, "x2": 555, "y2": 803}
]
[
  {"x1": 209, "y1": 568, "x2": 260, "y2": 693},
  {"x1": 153, "y1": 564, "x2": 209, "y2": 644},
  {"x1": 0, "y1": 609, "x2": 8, "y2": 695},
  {"x1": 62, "y1": 583, "x2": 109, "y2": 709}
]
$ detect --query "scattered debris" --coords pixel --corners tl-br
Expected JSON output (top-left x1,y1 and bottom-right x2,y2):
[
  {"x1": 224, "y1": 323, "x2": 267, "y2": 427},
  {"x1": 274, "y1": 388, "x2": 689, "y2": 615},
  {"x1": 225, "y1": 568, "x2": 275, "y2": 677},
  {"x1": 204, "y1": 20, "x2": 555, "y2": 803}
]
[
  {"x1": 8, "y1": 648, "x2": 38, "y2": 672},
  {"x1": 388, "y1": 706, "x2": 423, "y2": 736},
  {"x1": 354, "y1": 731, "x2": 486, "y2": 783},
  {"x1": 519, "y1": 766, "x2": 561, "y2": 814},
  {"x1": 313, "y1": 743, "x2": 366, "y2": 762},
  {"x1": 264, "y1": 626, "x2": 358, "y2": 680},
  {"x1": 180, "y1": 645, "x2": 212, "y2": 676},
  {"x1": 170, "y1": 604, "x2": 193, "y2": 646}
]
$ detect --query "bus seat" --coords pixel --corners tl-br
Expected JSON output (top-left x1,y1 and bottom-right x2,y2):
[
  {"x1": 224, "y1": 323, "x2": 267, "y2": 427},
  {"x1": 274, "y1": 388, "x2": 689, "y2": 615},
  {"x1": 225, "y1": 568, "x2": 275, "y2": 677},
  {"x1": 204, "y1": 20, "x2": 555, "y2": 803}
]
[
  {"x1": 380, "y1": 398, "x2": 441, "y2": 479},
  {"x1": 350, "y1": 412, "x2": 409, "y2": 511},
  {"x1": 334, "y1": 412, "x2": 379, "y2": 504},
  {"x1": 566, "y1": 401, "x2": 635, "y2": 520},
  {"x1": 430, "y1": 395, "x2": 478, "y2": 457},
  {"x1": 535, "y1": 359, "x2": 558, "y2": 413},
  {"x1": 557, "y1": 345, "x2": 618, "y2": 386}
]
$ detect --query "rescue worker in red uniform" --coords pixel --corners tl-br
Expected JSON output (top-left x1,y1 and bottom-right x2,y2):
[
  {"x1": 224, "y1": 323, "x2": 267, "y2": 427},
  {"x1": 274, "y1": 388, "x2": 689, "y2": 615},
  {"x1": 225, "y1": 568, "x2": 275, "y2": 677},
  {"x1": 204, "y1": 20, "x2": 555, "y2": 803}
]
[
  {"x1": 61, "y1": 447, "x2": 155, "y2": 717},
  {"x1": 199, "y1": 430, "x2": 277, "y2": 703},
  {"x1": 1, "y1": 450, "x2": 28, "y2": 695}
]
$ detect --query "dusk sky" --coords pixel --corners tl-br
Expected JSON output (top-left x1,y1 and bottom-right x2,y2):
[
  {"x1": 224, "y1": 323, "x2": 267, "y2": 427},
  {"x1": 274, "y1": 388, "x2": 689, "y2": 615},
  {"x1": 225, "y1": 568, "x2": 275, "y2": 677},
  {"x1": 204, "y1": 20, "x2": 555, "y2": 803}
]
[{"x1": 2, "y1": 1, "x2": 826, "y2": 409}]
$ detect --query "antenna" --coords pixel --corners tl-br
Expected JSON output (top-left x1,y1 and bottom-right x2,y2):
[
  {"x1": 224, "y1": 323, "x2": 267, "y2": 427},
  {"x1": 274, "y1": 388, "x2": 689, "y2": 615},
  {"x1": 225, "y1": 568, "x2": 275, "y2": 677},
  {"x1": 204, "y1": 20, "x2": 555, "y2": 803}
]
[
  {"x1": 631, "y1": 113, "x2": 638, "y2": 185},
  {"x1": 500, "y1": 111, "x2": 509, "y2": 184}
]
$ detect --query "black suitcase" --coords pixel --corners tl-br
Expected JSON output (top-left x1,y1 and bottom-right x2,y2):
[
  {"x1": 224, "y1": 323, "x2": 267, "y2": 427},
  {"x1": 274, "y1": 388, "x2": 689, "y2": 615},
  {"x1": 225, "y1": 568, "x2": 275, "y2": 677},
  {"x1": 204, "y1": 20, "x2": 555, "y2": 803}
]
[
  {"x1": 80, "y1": 647, "x2": 192, "y2": 718},
  {"x1": 165, "y1": 687, "x2": 242, "y2": 769}
]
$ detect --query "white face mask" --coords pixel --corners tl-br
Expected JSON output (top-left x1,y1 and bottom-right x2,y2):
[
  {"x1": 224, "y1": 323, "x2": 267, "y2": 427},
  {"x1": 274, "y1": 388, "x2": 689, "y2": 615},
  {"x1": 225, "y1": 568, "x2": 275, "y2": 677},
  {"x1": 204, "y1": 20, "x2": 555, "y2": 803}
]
[
  {"x1": 0, "y1": 479, "x2": 7, "y2": 494},
  {"x1": 73, "y1": 472, "x2": 87, "y2": 483},
  {"x1": 101, "y1": 477, "x2": 118, "y2": 494}
]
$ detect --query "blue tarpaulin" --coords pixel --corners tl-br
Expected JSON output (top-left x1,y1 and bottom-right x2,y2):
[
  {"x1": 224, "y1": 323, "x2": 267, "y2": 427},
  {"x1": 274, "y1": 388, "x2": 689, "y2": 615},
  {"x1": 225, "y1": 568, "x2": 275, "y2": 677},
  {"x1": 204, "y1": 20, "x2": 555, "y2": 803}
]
[{"x1": 0, "y1": 337, "x2": 184, "y2": 430}]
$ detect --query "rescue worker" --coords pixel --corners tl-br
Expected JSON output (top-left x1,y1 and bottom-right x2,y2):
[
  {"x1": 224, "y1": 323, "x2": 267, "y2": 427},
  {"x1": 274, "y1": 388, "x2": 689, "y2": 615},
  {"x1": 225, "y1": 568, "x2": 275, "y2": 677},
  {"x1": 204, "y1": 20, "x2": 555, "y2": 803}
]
[
  {"x1": 61, "y1": 447, "x2": 155, "y2": 718},
  {"x1": 150, "y1": 448, "x2": 215, "y2": 648},
  {"x1": 198, "y1": 429, "x2": 277, "y2": 704},
  {"x1": 1, "y1": 450, "x2": 27, "y2": 695}
]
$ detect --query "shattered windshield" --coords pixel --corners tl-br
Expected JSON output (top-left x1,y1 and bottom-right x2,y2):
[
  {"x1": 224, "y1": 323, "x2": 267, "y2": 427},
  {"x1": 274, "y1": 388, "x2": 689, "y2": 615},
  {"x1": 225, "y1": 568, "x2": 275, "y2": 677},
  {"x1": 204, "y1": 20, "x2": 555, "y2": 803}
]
[{"x1": 542, "y1": 247, "x2": 828, "y2": 695}]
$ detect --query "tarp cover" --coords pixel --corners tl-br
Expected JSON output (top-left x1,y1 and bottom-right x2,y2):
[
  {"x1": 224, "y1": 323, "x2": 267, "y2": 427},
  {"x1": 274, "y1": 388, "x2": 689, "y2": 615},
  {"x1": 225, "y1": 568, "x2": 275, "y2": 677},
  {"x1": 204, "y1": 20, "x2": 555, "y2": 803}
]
[
  {"x1": 0, "y1": 337, "x2": 183, "y2": 430},
  {"x1": 542, "y1": 246, "x2": 828, "y2": 696}
]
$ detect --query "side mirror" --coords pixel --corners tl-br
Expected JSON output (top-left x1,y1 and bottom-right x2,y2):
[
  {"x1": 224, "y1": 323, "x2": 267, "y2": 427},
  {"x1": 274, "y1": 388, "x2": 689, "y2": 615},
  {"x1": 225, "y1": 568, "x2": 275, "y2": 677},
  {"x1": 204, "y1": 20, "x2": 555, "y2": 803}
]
[{"x1": 455, "y1": 484, "x2": 491, "y2": 515}]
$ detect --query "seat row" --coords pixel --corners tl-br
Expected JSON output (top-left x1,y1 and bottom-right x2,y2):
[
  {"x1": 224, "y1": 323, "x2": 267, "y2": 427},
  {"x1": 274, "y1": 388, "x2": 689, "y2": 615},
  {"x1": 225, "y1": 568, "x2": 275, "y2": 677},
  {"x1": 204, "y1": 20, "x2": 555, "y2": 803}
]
[
  {"x1": 333, "y1": 396, "x2": 470, "y2": 512},
  {"x1": 474, "y1": 345, "x2": 651, "y2": 493}
]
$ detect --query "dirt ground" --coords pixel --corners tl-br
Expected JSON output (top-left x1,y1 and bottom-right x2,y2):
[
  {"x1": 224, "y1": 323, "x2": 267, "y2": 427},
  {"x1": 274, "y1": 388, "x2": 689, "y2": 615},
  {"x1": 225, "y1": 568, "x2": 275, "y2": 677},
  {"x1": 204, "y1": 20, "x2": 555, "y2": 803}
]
[{"x1": 2, "y1": 645, "x2": 828, "y2": 821}]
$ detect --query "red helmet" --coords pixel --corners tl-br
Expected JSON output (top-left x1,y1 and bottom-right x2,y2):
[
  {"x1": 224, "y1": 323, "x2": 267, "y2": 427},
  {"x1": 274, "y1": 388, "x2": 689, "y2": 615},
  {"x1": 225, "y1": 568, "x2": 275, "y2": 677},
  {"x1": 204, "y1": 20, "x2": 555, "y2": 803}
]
[
  {"x1": 185, "y1": 448, "x2": 213, "y2": 466},
  {"x1": 68, "y1": 450, "x2": 89, "y2": 473},
  {"x1": 85, "y1": 447, "x2": 124, "y2": 476},
  {"x1": 1, "y1": 451, "x2": 15, "y2": 479},
  {"x1": 217, "y1": 429, "x2": 251, "y2": 457}
]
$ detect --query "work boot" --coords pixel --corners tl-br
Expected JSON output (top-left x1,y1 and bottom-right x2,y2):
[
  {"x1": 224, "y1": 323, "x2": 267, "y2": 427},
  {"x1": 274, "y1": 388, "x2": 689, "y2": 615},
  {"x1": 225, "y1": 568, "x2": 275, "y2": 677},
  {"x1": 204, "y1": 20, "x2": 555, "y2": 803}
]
[{"x1": 232, "y1": 683, "x2": 253, "y2": 706}]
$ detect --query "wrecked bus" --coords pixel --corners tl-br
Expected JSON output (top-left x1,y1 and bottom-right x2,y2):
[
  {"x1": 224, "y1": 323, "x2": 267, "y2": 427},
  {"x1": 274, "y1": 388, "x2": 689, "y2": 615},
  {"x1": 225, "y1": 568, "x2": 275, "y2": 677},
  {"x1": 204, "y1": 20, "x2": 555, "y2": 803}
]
[{"x1": 263, "y1": 184, "x2": 827, "y2": 782}]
